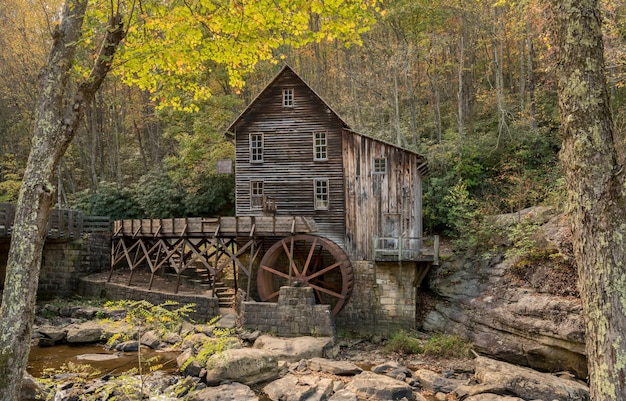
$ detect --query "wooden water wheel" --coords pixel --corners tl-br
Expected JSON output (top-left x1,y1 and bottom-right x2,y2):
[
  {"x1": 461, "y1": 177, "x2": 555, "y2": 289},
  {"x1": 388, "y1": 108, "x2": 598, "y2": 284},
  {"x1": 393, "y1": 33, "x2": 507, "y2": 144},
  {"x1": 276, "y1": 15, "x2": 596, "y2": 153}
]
[{"x1": 257, "y1": 234, "x2": 354, "y2": 315}]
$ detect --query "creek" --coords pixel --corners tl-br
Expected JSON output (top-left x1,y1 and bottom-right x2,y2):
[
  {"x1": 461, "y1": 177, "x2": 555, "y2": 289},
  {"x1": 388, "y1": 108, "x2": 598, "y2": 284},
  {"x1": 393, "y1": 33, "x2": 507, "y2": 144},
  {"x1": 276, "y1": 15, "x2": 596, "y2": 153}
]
[{"x1": 27, "y1": 344, "x2": 179, "y2": 377}]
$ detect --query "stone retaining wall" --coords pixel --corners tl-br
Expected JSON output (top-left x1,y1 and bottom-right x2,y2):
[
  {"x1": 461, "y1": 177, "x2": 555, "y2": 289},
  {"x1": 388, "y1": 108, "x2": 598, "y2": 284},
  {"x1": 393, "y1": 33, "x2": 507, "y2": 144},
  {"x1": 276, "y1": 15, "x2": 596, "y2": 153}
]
[
  {"x1": 78, "y1": 276, "x2": 220, "y2": 323},
  {"x1": 0, "y1": 233, "x2": 112, "y2": 299},
  {"x1": 238, "y1": 286, "x2": 335, "y2": 337}
]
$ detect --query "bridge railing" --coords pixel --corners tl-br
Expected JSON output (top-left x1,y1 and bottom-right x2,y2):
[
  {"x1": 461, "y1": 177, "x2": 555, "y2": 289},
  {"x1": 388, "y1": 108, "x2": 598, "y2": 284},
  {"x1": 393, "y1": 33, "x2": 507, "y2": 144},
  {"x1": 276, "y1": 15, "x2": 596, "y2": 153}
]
[{"x1": 0, "y1": 202, "x2": 109, "y2": 239}]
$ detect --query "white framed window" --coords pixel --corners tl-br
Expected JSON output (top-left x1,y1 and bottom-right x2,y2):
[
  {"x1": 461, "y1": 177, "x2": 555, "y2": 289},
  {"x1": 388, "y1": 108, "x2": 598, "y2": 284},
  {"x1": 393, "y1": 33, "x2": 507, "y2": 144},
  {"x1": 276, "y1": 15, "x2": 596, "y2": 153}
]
[
  {"x1": 314, "y1": 179, "x2": 329, "y2": 210},
  {"x1": 373, "y1": 157, "x2": 386, "y2": 174},
  {"x1": 250, "y1": 133, "x2": 263, "y2": 163},
  {"x1": 283, "y1": 88, "x2": 294, "y2": 107},
  {"x1": 250, "y1": 181, "x2": 264, "y2": 209},
  {"x1": 313, "y1": 132, "x2": 328, "y2": 161}
]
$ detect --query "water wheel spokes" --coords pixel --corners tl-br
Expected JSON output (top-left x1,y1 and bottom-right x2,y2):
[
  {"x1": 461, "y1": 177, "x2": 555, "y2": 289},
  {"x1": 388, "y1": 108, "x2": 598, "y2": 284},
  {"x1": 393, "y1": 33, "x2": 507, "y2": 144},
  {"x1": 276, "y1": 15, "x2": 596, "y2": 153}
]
[{"x1": 257, "y1": 234, "x2": 354, "y2": 315}]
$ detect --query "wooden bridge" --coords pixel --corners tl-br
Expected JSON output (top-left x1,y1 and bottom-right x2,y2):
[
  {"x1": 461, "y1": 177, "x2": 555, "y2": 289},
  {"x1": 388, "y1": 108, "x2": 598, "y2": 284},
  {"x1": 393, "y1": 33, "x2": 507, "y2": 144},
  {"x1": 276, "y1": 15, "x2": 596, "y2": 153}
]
[
  {"x1": 110, "y1": 216, "x2": 320, "y2": 303},
  {"x1": 0, "y1": 203, "x2": 110, "y2": 240}
]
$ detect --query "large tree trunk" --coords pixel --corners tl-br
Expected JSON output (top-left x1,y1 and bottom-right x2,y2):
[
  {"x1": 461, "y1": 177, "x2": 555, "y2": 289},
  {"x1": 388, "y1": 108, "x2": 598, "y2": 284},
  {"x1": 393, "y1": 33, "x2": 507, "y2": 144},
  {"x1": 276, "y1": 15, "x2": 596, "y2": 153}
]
[
  {"x1": 549, "y1": 1, "x2": 626, "y2": 399},
  {"x1": 0, "y1": 1, "x2": 123, "y2": 399}
]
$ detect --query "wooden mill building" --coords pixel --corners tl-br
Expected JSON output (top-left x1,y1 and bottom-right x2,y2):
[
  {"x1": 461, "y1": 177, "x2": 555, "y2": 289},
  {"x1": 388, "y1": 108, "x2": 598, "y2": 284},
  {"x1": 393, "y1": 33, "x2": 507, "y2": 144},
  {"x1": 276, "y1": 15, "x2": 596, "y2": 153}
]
[
  {"x1": 226, "y1": 65, "x2": 436, "y2": 333},
  {"x1": 227, "y1": 65, "x2": 430, "y2": 261}
]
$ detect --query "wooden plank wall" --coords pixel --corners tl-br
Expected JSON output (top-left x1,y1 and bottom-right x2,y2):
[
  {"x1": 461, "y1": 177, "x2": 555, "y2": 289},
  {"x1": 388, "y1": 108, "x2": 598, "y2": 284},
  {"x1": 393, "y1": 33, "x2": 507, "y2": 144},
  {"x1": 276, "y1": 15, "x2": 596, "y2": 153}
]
[
  {"x1": 232, "y1": 68, "x2": 346, "y2": 248},
  {"x1": 343, "y1": 131, "x2": 425, "y2": 260}
]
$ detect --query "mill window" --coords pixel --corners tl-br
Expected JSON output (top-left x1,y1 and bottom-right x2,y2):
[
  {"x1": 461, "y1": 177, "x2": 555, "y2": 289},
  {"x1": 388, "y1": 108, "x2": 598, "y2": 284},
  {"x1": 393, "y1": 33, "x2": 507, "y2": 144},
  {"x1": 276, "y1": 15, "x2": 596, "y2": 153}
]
[
  {"x1": 373, "y1": 158, "x2": 386, "y2": 174},
  {"x1": 250, "y1": 133, "x2": 264, "y2": 163},
  {"x1": 313, "y1": 132, "x2": 328, "y2": 161},
  {"x1": 314, "y1": 179, "x2": 329, "y2": 210},
  {"x1": 250, "y1": 181, "x2": 264, "y2": 209}
]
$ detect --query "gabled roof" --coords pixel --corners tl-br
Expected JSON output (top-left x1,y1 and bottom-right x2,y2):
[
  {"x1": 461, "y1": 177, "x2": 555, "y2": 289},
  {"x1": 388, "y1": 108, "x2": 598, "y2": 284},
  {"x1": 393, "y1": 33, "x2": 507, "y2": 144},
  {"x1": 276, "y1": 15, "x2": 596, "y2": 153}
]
[
  {"x1": 225, "y1": 64, "x2": 427, "y2": 163},
  {"x1": 226, "y1": 64, "x2": 350, "y2": 135}
]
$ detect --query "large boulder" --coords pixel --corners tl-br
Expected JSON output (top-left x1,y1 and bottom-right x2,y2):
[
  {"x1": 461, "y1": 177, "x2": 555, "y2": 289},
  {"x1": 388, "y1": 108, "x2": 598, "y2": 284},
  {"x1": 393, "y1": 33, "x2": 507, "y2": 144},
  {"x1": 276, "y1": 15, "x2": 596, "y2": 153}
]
[
  {"x1": 253, "y1": 335, "x2": 335, "y2": 362},
  {"x1": 263, "y1": 374, "x2": 334, "y2": 401},
  {"x1": 307, "y1": 357, "x2": 362, "y2": 376},
  {"x1": 328, "y1": 389, "x2": 359, "y2": 401},
  {"x1": 414, "y1": 369, "x2": 466, "y2": 393},
  {"x1": 345, "y1": 371, "x2": 414, "y2": 400},
  {"x1": 189, "y1": 382, "x2": 258, "y2": 401},
  {"x1": 204, "y1": 348, "x2": 279, "y2": 385},
  {"x1": 66, "y1": 321, "x2": 105, "y2": 343},
  {"x1": 473, "y1": 356, "x2": 589, "y2": 401}
]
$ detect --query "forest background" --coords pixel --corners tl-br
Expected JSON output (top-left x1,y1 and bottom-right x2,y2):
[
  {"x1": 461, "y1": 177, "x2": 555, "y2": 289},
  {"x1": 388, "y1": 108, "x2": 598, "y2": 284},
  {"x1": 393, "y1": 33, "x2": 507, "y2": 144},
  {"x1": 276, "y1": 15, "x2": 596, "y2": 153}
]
[{"x1": 2, "y1": 0, "x2": 625, "y2": 238}]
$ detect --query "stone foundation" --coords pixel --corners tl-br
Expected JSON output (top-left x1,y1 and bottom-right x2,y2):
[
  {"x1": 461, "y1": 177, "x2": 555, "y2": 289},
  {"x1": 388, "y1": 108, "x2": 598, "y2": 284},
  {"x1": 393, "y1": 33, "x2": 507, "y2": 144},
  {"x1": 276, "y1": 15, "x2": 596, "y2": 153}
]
[
  {"x1": 334, "y1": 260, "x2": 417, "y2": 337},
  {"x1": 78, "y1": 276, "x2": 220, "y2": 323},
  {"x1": 238, "y1": 286, "x2": 335, "y2": 337}
]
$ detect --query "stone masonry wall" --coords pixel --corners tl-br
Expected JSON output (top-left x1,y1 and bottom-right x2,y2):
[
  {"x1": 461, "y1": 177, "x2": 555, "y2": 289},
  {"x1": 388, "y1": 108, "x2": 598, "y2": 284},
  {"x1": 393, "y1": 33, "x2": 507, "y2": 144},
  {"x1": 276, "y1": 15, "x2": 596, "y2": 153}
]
[
  {"x1": 38, "y1": 233, "x2": 112, "y2": 299},
  {"x1": 334, "y1": 260, "x2": 416, "y2": 337},
  {"x1": 238, "y1": 286, "x2": 335, "y2": 337},
  {"x1": 1, "y1": 233, "x2": 111, "y2": 299},
  {"x1": 78, "y1": 276, "x2": 220, "y2": 323}
]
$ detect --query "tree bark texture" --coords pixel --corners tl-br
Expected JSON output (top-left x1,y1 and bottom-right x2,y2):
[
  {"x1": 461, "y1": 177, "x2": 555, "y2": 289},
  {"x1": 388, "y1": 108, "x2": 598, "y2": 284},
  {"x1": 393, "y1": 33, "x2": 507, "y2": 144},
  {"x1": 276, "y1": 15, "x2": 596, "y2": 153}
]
[
  {"x1": 0, "y1": 1, "x2": 124, "y2": 399},
  {"x1": 549, "y1": 1, "x2": 626, "y2": 399}
]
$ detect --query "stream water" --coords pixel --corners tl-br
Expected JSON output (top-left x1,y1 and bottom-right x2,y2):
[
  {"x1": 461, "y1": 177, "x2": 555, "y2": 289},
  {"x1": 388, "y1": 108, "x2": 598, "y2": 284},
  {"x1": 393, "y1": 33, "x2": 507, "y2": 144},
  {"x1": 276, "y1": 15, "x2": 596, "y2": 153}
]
[{"x1": 27, "y1": 344, "x2": 179, "y2": 377}]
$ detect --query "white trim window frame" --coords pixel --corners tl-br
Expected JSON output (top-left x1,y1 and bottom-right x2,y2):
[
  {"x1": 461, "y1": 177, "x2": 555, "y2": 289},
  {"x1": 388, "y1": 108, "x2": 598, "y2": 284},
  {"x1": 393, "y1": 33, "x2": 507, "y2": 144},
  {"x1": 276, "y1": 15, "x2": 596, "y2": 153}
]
[
  {"x1": 314, "y1": 179, "x2": 329, "y2": 210},
  {"x1": 313, "y1": 131, "x2": 328, "y2": 161},
  {"x1": 250, "y1": 180, "x2": 264, "y2": 210},
  {"x1": 283, "y1": 88, "x2": 294, "y2": 108},
  {"x1": 373, "y1": 157, "x2": 386, "y2": 174},
  {"x1": 250, "y1": 133, "x2": 264, "y2": 163}
]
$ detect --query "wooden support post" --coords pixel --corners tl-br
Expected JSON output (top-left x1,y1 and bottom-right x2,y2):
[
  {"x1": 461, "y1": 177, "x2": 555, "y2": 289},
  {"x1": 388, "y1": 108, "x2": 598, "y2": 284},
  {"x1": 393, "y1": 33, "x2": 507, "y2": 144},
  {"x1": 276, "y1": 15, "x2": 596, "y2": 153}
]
[
  {"x1": 231, "y1": 239, "x2": 238, "y2": 294},
  {"x1": 213, "y1": 238, "x2": 220, "y2": 297},
  {"x1": 247, "y1": 238, "x2": 255, "y2": 301},
  {"x1": 246, "y1": 221, "x2": 256, "y2": 301},
  {"x1": 148, "y1": 272, "x2": 155, "y2": 290},
  {"x1": 108, "y1": 239, "x2": 119, "y2": 282}
]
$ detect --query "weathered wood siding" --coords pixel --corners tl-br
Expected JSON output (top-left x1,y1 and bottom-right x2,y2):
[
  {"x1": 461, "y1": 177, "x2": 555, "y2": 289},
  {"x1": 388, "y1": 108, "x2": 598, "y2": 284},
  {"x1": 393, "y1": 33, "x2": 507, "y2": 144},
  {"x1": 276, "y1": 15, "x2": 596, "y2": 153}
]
[
  {"x1": 231, "y1": 67, "x2": 346, "y2": 247},
  {"x1": 343, "y1": 130, "x2": 425, "y2": 260}
]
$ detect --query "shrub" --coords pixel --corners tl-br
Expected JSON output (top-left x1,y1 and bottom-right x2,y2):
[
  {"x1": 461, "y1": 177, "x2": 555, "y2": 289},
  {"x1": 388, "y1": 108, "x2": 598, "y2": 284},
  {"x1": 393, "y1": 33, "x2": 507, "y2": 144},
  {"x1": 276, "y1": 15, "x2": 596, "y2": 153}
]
[
  {"x1": 422, "y1": 333, "x2": 472, "y2": 358},
  {"x1": 384, "y1": 330, "x2": 422, "y2": 354}
]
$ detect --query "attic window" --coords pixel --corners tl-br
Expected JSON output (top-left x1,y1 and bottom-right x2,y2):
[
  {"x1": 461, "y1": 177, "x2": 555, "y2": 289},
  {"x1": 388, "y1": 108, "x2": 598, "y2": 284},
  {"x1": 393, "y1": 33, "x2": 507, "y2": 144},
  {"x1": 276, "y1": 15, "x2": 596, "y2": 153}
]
[
  {"x1": 373, "y1": 158, "x2": 386, "y2": 174},
  {"x1": 283, "y1": 88, "x2": 294, "y2": 107}
]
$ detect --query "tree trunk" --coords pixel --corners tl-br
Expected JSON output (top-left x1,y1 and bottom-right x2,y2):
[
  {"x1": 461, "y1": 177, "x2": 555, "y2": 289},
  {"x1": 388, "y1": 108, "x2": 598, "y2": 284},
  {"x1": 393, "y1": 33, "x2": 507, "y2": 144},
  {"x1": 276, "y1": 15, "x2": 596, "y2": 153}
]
[
  {"x1": 493, "y1": 5, "x2": 509, "y2": 148},
  {"x1": 526, "y1": 20, "x2": 538, "y2": 132},
  {"x1": 0, "y1": 1, "x2": 124, "y2": 398},
  {"x1": 457, "y1": 32, "x2": 465, "y2": 162},
  {"x1": 548, "y1": 1, "x2": 626, "y2": 399}
]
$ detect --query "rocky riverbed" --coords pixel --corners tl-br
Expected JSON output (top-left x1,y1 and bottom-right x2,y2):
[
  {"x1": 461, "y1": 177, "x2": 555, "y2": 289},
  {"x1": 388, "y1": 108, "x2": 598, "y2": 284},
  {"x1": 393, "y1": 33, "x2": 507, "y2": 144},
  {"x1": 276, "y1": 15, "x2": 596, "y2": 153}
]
[
  {"x1": 22, "y1": 302, "x2": 589, "y2": 401},
  {"x1": 18, "y1": 206, "x2": 591, "y2": 401}
]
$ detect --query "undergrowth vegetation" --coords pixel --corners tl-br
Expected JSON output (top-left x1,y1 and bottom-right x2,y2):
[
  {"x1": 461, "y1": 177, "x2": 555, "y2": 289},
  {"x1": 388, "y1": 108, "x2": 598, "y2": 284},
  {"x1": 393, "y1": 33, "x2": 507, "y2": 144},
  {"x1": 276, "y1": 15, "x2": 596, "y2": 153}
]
[{"x1": 385, "y1": 330, "x2": 472, "y2": 359}]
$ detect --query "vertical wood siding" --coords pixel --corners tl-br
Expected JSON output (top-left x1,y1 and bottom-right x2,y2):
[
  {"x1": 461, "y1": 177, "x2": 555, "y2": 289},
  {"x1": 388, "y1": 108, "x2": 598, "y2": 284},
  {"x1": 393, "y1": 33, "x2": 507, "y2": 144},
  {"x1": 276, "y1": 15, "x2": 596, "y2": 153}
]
[{"x1": 343, "y1": 130, "x2": 424, "y2": 260}]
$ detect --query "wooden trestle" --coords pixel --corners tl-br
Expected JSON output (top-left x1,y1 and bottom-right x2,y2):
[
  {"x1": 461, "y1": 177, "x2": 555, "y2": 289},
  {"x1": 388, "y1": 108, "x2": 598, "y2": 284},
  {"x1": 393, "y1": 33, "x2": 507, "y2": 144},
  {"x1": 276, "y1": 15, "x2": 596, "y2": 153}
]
[{"x1": 110, "y1": 216, "x2": 318, "y2": 298}]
